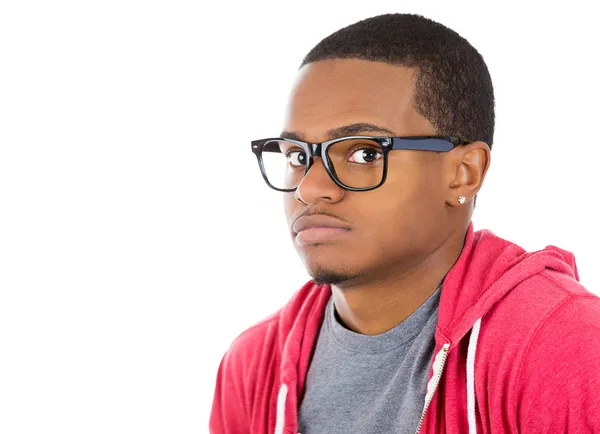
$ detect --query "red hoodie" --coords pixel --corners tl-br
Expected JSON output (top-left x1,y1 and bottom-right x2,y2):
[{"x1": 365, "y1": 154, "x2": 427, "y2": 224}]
[{"x1": 210, "y1": 224, "x2": 600, "y2": 433}]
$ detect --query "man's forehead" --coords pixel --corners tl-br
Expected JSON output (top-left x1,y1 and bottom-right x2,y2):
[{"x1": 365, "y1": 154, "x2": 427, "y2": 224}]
[
  {"x1": 282, "y1": 61, "x2": 428, "y2": 141},
  {"x1": 284, "y1": 60, "x2": 417, "y2": 129},
  {"x1": 291, "y1": 59, "x2": 416, "y2": 96}
]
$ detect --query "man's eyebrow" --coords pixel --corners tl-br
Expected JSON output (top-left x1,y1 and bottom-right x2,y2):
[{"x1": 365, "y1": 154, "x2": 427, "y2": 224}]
[
  {"x1": 280, "y1": 123, "x2": 396, "y2": 142},
  {"x1": 279, "y1": 130, "x2": 304, "y2": 141}
]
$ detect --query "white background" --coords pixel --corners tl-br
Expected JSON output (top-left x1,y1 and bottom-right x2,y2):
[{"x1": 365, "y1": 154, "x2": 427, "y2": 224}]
[{"x1": 0, "y1": 1, "x2": 598, "y2": 433}]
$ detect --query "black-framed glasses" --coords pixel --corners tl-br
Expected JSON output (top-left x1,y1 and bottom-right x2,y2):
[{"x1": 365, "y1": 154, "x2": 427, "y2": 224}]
[{"x1": 250, "y1": 135, "x2": 470, "y2": 192}]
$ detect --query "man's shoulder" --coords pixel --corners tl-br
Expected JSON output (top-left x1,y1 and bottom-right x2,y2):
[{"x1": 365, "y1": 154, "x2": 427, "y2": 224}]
[
  {"x1": 526, "y1": 269, "x2": 600, "y2": 340},
  {"x1": 514, "y1": 272, "x2": 600, "y2": 430},
  {"x1": 540, "y1": 267, "x2": 596, "y2": 297},
  {"x1": 527, "y1": 268, "x2": 599, "y2": 320},
  {"x1": 480, "y1": 269, "x2": 600, "y2": 367},
  {"x1": 506, "y1": 268, "x2": 599, "y2": 320}
]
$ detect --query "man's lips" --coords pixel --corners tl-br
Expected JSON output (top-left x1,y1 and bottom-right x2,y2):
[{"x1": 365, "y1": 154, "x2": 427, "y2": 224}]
[
  {"x1": 292, "y1": 215, "x2": 351, "y2": 244},
  {"x1": 292, "y1": 214, "x2": 351, "y2": 233}
]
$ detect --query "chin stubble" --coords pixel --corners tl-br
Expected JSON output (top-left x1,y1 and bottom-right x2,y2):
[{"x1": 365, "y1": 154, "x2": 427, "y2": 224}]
[{"x1": 310, "y1": 268, "x2": 357, "y2": 286}]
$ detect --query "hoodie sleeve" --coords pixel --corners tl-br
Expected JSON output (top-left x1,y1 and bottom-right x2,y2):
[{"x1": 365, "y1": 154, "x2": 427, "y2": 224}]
[
  {"x1": 209, "y1": 349, "x2": 249, "y2": 434},
  {"x1": 516, "y1": 294, "x2": 600, "y2": 431}
]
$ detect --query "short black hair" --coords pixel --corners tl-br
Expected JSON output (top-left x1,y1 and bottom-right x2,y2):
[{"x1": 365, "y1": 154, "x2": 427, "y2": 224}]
[{"x1": 301, "y1": 13, "x2": 495, "y2": 148}]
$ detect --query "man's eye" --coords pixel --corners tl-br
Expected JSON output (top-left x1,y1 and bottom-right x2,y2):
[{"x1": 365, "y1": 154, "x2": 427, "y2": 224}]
[
  {"x1": 349, "y1": 148, "x2": 382, "y2": 164},
  {"x1": 287, "y1": 150, "x2": 307, "y2": 167}
]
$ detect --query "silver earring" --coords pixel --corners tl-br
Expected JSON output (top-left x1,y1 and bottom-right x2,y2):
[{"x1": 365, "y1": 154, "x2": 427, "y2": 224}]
[{"x1": 458, "y1": 196, "x2": 466, "y2": 204}]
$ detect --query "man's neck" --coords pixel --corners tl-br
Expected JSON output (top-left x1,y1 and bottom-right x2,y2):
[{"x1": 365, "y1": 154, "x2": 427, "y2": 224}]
[{"x1": 331, "y1": 232, "x2": 465, "y2": 335}]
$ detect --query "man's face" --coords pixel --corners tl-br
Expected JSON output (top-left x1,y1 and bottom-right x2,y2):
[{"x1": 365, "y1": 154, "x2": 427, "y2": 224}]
[{"x1": 283, "y1": 59, "x2": 454, "y2": 287}]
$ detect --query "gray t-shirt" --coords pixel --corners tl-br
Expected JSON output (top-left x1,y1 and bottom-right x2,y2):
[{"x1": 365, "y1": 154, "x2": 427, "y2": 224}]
[{"x1": 298, "y1": 287, "x2": 441, "y2": 434}]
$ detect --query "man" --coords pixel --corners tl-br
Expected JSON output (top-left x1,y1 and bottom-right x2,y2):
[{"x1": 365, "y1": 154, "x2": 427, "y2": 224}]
[{"x1": 210, "y1": 13, "x2": 600, "y2": 433}]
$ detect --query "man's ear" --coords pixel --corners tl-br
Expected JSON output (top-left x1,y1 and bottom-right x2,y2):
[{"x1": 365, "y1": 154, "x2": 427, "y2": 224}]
[{"x1": 446, "y1": 141, "x2": 491, "y2": 206}]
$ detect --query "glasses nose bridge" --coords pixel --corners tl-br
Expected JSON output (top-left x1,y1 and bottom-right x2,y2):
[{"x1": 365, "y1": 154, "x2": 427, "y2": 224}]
[
  {"x1": 307, "y1": 141, "x2": 334, "y2": 172},
  {"x1": 300, "y1": 141, "x2": 334, "y2": 184},
  {"x1": 302, "y1": 142, "x2": 325, "y2": 170},
  {"x1": 307, "y1": 142, "x2": 323, "y2": 159}
]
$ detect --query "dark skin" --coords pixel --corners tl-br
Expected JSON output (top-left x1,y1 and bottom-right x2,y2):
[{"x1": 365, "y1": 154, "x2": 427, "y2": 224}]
[{"x1": 282, "y1": 59, "x2": 491, "y2": 336}]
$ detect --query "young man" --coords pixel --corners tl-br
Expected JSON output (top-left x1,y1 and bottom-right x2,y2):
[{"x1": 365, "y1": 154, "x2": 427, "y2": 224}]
[{"x1": 210, "y1": 13, "x2": 600, "y2": 433}]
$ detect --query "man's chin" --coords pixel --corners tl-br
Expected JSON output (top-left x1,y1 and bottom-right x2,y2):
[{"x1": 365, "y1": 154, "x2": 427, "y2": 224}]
[
  {"x1": 300, "y1": 251, "x2": 360, "y2": 285},
  {"x1": 309, "y1": 267, "x2": 357, "y2": 286}
]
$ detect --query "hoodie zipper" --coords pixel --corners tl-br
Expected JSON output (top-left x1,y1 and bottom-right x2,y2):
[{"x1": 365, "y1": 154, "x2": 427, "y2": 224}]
[{"x1": 415, "y1": 343, "x2": 450, "y2": 434}]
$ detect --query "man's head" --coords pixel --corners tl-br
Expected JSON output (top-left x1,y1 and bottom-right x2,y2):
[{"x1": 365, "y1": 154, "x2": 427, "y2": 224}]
[{"x1": 279, "y1": 14, "x2": 493, "y2": 287}]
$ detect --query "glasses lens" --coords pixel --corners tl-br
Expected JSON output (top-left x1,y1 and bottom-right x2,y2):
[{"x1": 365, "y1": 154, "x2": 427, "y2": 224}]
[
  {"x1": 326, "y1": 138, "x2": 384, "y2": 189},
  {"x1": 261, "y1": 140, "x2": 307, "y2": 190}
]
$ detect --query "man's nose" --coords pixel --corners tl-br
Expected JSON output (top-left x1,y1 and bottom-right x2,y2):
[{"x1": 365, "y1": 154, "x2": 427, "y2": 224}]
[{"x1": 294, "y1": 157, "x2": 344, "y2": 204}]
